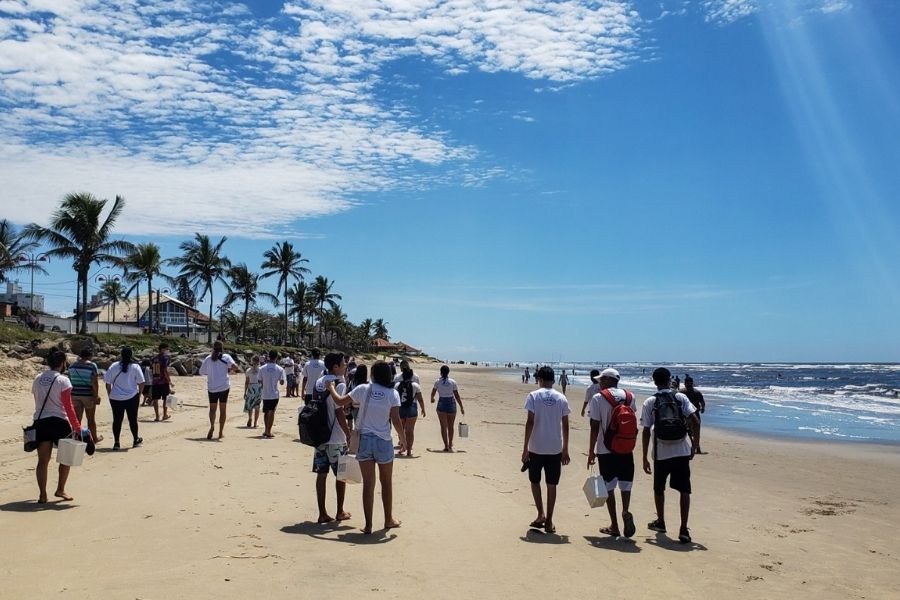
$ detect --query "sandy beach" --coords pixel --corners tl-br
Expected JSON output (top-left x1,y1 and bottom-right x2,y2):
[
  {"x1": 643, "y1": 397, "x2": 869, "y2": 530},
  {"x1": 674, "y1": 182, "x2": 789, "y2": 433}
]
[{"x1": 1, "y1": 360, "x2": 898, "y2": 599}]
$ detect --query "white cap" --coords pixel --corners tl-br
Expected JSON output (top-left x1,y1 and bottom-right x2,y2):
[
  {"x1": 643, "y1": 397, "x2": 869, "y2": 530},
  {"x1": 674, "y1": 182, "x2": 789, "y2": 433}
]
[{"x1": 593, "y1": 368, "x2": 620, "y2": 382}]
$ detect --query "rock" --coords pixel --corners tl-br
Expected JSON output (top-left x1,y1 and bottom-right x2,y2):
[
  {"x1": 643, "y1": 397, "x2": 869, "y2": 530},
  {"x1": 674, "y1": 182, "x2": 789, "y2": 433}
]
[
  {"x1": 31, "y1": 339, "x2": 68, "y2": 358},
  {"x1": 27, "y1": 356, "x2": 45, "y2": 364},
  {"x1": 69, "y1": 336, "x2": 97, "y2": 357},
  {"x1": 8, "y1": 351, "x2": 23, "y2": 360},
  {"x1": 172, "y1": 360, "x2": 189, "y2": 376}
]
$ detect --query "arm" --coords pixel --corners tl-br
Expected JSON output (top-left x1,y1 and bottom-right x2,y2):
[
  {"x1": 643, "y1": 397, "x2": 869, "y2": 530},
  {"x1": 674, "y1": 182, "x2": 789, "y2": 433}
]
[
  {"x1": 416, "y1": 391, "x2": 426, "y2": 418},
  {"x1": 642, "y1": 428, "x2": 652, "y2": 474},
  {"x1": 561, "y1": 415, "x2": 570, "y2": 465},
  {"x1": 335, "y1": 406, "x2": 351, "y2": 440},
  {"x1": 430, "y1": 387, "x2": 436, "y2": 403},
  {"x1": 244, "y1": 373, "x2": 250, "y2": 395},
  {"x1": 687, "y1": 413, "x2": 700, "y2": 456},
  {"x1": 699, "y1": 393, "x2": 706, "y2": 413},
  {"x1": 60, "y1": 387, "x2": 80, "y2": 431},
  {"x1": 326, "y1": 381, "x2": 354, "y2": 407},
  {"x1": 390, "y1": 406, "x2": 406, "y2": 453},
  {"x1": 588, "y1": 418, "x2": 600, "y2": 467},
  {"x1": 91, "y1": 369, "x2": 100, "y2": 403},
  {"x1": 522, "y1": 411, "x2": 534, "y2": 463},
  {"x1": 453, "y1": 389, "x2": 464, "y2": 415}
]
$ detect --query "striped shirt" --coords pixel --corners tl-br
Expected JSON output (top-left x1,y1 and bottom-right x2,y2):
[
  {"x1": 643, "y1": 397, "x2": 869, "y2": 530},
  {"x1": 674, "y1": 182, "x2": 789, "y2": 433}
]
[{"x1": 68, "y1": 360, "x2": 98, "y2": 397}]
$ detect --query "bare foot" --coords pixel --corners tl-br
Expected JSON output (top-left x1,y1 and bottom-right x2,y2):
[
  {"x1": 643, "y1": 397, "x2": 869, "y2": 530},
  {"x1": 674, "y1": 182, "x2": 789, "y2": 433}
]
[
  {"x1": 361, "y1": 526, "x2": 372, "y2": 535},
  {"x1": 336, "y1": 511, "x2": 352, "y2": 521},
  {"x1": 163, "y1": 415, "x2": 171, "y2": 421},
  {"x1": 154, "y1": 417, "x2": 160, "y2": 422},
  {"x1": 54, "y1": 491, "x2": 73, "y2": 501},
  {"x1": 95, "y1": 435, "x2": 104, "y2": 443},
  {"x1": 385, "y1": 519, "x2": 402, "y2": 530},
  {"x1": 318, "y1": 515, "x2": 335, "y2": 524},
  {"x1": 37, "y1": 495, "x2": 48, "y2": 504},
  {"x1": 206, "y1": 428, "x2": 214, "y2": 440}
]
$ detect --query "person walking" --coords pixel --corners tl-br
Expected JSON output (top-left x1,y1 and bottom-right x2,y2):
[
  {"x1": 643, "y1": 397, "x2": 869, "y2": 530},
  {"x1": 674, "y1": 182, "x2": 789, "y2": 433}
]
[
  {"x1": 104, "y1": 347, "x2": 145, "y2": 450},
  {"x1": 522, "y1": 366, "x2": 570, "y2": 534},
  {"x1": 559, "y1": 368, "x2": 569, "y2": 395},
  {"x1": 430, "y1": 365, "x2": 465, "y2": 452},
  {"x1": 68, "y1": 346, "x2": 102, "y2": 444},
  {"x1": 257, "y1": 350, "x2": 285, "y2": 439},
  {"x1": 328, "y1": 361, "x2": 406, "y2": 535},
  {"x1": 312, "y1": 353, "x2": 352, "y2": 523},
  {"x1": 682, "y1": 375, "x2": 706, "y2": 454},
  {"x1": 581, "y1": 369, "x2": 601, "y2": 417},
  {"x1": 301, "y1": 348, "x2": 325, "y2": 405},
  {"x1": 31, "y1": 350, "x2": 82, "y2": 503},
  {"x1": 199, "y1": 340, "x2": 240, "y2": 440},
  {"x1": 395, "y1": 365, "x2": 425, "y2": 457},
  {"x1": 150, "y1": 342, "x2": 174, "y2": 422},
  {"x1": 243, "y1": 355, "x2": 263, "y2": 428}
]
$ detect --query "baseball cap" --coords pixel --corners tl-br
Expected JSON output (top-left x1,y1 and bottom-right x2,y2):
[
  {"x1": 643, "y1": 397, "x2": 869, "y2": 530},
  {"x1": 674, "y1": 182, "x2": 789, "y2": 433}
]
[{"x1": 592, "y1": 368, "x2": 620, "y2": 382}]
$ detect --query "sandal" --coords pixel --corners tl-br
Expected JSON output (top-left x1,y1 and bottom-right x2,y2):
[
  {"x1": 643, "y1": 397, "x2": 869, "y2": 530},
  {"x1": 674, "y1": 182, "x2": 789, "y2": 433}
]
[
  {"x1": 600, "y1": 526, "x2": 620, "y2": 537},
  {"x1": 647, "y1": 519, "x2": 666, "y2": 533},
  {"x1": 623, "y1": 512, "x2": 636, "y2": 538},
  {"x1": 678, "y1": 527, "x2": 692, "y2": 544}
]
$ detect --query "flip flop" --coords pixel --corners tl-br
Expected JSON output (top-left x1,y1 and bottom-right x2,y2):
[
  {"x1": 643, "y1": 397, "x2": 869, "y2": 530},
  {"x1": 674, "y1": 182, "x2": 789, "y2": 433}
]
[
  {"x1": 679, "y1": 528, "x2": 692, "y2": 544},
  {"x1": 623, "y1": 512, "x2": 636, "y2": 538},
  {"x1": 544, "y1": 523, "x2": 556, "y2": 534},
  {"x1": 600, "y1": 526, "x2": 620, "y2": 537},
  {"x1": 529, "y1": 519, "x2": 545, "y2": 528}
]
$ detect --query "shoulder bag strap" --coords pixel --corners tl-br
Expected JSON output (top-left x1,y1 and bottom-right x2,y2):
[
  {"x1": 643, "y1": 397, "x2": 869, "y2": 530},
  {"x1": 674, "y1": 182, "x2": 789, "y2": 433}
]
[
  {"x1": 357, "y1": 385, "x2": 373, "y2": 429},
  {"x1": 36, "y1": 374, "x2": 60, "y2": 421}
]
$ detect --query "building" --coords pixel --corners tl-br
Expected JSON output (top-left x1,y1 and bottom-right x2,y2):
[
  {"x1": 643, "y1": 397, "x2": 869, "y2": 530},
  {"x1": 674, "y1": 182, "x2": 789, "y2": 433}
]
[
  {"x1": 85, "y1": 292, "x2": 209, "y2": 334},
  {"x1": 0, "y1": 281, "x2": 44, "y2": 313},
  {"x1": 369, "y1": 338, "x2": 422, "y2": 355}
]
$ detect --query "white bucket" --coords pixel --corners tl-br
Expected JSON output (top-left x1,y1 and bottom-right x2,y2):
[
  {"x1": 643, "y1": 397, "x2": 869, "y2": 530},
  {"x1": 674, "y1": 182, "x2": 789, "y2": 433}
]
[
  {"x1": 336, "y1": 454, "x2": 362, "y2": 484},
  {"x1": 56, "y1": 438, "x2": 87, "y2": 467},
  {"x1": 458, "y1": 422, "x2": 469, "y2": 438},
  {"x1": 165, "y1": 394, "x2": 178, "y2": 409}
]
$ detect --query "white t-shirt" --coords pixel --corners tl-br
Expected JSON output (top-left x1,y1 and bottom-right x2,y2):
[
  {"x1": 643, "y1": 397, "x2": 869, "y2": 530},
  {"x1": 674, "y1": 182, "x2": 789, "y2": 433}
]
[
  {"x1": 104, "y1": 361, "x2": 146, "y2": 400},
  {"x1": 281, "y1": 358, "x2": 295, "y2": 375},
  {"x1": 32, "y1": 371, "x2": 74, "y2": 421},
  {"x1": 584, "y1": 382, "x2": 601, "y2": 408},
  {"x1": 639, "y1": 391, "x2": 697, "y2": 461},
  {"x1": 199, "y1": 353, "x2": 237, "y2": 393},
  {"x1": 393, "y1": 373, "x2": 420, "y2": 385},
  {"x1": 433, "y1": 377, "x2": 459, "y2": 398},
  {"x1": 315, "y1": 374, "x2": 348, "y2": 445},
  {"x1": 258, "y1": 363, "x2": 285, "y2": 400},
  {"x1": 301, "y1": 359, "x2": 325, "y2": 395},
  {"x1": 349, "y1": 383, "x2": 400, "y2": 441},
  {"x1": 245, "y1": 367, "x2": 261, "y2": 385},
  {"x1": 524, "y1": 388, "x2": 571, "y2": 455},
  {"x1": 589, "y1": 388, "x2": 637, "y2": 455}
]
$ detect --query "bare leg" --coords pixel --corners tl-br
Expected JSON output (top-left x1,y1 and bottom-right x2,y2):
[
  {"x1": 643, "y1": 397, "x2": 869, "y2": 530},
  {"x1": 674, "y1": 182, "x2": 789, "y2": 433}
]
[
  {"x1": 207, "y1": 404, "x2": 216, "y2": 439},
  {"x1": 545, "y1": 484, "x2": 557, "y2": 532},
  {"x1": 74, "y1": 403, "x2": 85, "y2": 428},
  {"x1": 360, "y1": 459, "x2": 376, "y2": 533},
  {"x1": 153, "y1": 399, "x2": 160, "y2": 421},
  {"x1": 264, "y1": 410, "x2": 275, "y2": 437},
  {"x1": 252, "y1": 405, "x2": 260, "y2": 428},
  {"x1": 335, "y1": 480, "x2": 350, "y2": 520},
  {"x1": 55, "y1": 463, "x2": 72, "y2": 500},
  {"x1": 403, "y1": 417, "x2": 416, "y2": 456},
  {"x1": 218, "y1": 403, "x2": 227, "y2": 438},
  {"x1": 605, "y1": 490, "x2": 620, "y2": 532},
  {"x1": 437, "y1": 412, "x2": 450, "y2": 450},
  {"x1": 316, "y1": 472, "x2": 332, "y2": 523},
  {"x1": 530, "y1": 482, "x2": 545, "y2": 523},
  {"x1": 379, "y1": 461, "x2": 401, "y2": 529},
  {"x1": 446, "y1": 412, "x2": 456, "y2": 450},
  {"x1": 84, "y1": 404, "x2": 100, "y2": 443},
  {"x1": 35, "y1": 442, "x2": 52, "y2": 502},
  {"x1": 655, "y1": 493, "x2": 665, "y2": 524}
]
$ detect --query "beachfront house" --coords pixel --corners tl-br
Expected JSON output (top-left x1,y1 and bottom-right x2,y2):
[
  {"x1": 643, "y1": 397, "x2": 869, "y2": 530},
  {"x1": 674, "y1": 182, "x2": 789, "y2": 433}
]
[{"x1": 84, "y1": 292, "x2": 209, "y2": 334}]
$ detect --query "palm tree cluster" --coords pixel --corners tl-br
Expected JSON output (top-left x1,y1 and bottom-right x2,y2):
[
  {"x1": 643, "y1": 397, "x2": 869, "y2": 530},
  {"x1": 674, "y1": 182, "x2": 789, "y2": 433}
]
[{"x1": 18, "y1": 193, "x2": 389, "y2": 350}]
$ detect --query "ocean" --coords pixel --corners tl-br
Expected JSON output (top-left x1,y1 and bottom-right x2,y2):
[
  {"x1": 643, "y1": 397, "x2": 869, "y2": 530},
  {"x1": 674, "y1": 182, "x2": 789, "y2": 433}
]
[{"x1": 504, "y1": 362, "x2": 900, "y2": 444}]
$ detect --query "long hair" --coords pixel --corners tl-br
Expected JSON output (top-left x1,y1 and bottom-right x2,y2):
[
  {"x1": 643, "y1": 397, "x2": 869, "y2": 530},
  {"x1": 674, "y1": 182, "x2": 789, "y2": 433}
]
[
  {"x1": 440, "y1": 364, "x2": 450, "y2": 383},
  {"x1": 353, "y1": 364, "x2": 368, "y2": 387},
  {"x1": 371, "y1": 361, "x2": 392, "y2": 387},
  {"x1": 212, "y1": 340, "x2": 224, "y2": 362},
  {"x1": 401, "y1": 367, "x2": 414, "y2": 381},
  {"x1": 120, "y1": 346, "x2": 134, "y2": 369}
]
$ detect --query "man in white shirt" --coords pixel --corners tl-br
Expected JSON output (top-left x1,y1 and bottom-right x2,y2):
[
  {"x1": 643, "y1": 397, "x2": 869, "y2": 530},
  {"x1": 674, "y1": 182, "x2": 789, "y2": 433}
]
[
  {"x1": 301, "y1": 348, "x2": 325, "y2": 405},
  {"x1": 522, "y1": 366, "x2": 571, "y2": 535},
  {"x1": 641, "y1": 367, "x2": 700, "y2": 544},
  {"x1": 581, "y1": 369, "x2": 601, "y2": 417},
  {"x1": 258, "y1": 350, "x2": 285, "y2": 439},
  {"x1": 281, "y1": 354, "x2": 296, "y2": 397},
  {"x1": 312, "y1": 352, "x2": 351, "y2": 524}
]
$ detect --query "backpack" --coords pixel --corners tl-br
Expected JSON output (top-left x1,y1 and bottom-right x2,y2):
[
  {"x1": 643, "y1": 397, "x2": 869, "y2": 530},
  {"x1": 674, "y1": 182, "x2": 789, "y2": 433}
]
[
  {"x1": 397, "y1": 379, "x2": 416, "y2": 408},
  {"x1": 297, "y1": 382, "x2": 334, "y2": 447},
  {"x1": 600, "y1": 389, "x2": 638, "y2": 454},
  {"x1": 653, "y1": 390, "x2": 687, "y2": 441}
]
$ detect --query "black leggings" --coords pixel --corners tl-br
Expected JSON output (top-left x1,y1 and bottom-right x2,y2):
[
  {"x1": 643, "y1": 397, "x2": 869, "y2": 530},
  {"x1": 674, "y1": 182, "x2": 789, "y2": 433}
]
[{"x1": 111, "y1": 395, "x2": 140, "y2": 443}]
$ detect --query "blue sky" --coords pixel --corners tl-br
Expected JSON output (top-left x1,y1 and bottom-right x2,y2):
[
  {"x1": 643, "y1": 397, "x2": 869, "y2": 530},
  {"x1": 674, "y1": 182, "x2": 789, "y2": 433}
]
[{"x1": 2, "y1": 0, "x2": 899, "y2": 362}]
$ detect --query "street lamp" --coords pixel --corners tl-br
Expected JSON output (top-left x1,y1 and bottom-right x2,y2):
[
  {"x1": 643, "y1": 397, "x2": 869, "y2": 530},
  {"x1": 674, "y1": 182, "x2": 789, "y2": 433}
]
[
  {"x1": 18, "y1": 253, "x2": 48, "y2": 312},
  {"x1": 155, "y1": 287, "x2": 172, "y2": 334}
]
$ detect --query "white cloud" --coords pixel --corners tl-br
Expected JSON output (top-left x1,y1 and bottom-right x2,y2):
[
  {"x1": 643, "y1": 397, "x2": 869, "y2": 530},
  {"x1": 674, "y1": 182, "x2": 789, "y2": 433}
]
[{"x1": 702, "y1": 0, "x2": 852, "y2": 24}]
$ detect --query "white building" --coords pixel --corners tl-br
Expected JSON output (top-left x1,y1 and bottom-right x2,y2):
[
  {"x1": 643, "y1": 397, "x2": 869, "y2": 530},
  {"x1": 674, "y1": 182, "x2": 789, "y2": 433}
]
[{"x1": 0, "y1": 281, "x2": 44, "y2": 313}]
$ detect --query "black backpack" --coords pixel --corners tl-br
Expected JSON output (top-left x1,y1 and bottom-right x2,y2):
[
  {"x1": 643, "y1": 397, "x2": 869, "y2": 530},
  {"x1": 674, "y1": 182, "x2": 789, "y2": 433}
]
[
  {"x1": 298, "y1": 383, "x2": 334, "y2": 447},
  {"x1": 397, "y1": 379, "x2": 416, "y2": 408},
  {"x1": 653, "y1": 391, "x2": 687, "y2": 441}
]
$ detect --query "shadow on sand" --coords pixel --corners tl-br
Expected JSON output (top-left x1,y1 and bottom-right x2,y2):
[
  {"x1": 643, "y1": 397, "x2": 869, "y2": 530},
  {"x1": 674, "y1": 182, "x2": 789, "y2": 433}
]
[
  {"x1": 281, "y1": 521, "x2": 398, "y2": 545},
  {"x1": 0, "y1": 499, "x2": 77, "y2": 512},
  {"x1": 584, "y1": 535, "x2": 642, "y2": 553},
  {"x1": 643, "y1": 532, "x2": 708, "y2": 552},
  {"x1": 519, "y1": 528, "x2": 570, "y2": 544}
]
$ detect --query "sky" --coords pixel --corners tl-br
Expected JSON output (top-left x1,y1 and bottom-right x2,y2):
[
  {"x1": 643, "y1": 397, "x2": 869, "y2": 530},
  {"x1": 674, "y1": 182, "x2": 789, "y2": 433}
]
[{"x1": 1, "y1": 0, "x2": 899, "y2": 363}]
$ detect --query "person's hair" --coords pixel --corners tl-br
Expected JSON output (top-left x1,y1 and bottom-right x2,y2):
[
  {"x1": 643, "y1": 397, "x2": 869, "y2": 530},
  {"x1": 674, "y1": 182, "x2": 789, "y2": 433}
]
[
  {"x1": 652, "y1": 367, "x2": 672, "y2": 387},
  {"x1": 371, "y1": 361, "x2": 393, "y2": 387},
  {"x1": 590, "y1": 369, "x2": 600, "y2": 378},
  {"x1": 120, "y1": 346, "x2": 134, "y2": 369},
  {"x1": 79, "y1": 346, "x2": 94, "y2": 359},
  {"x1": 311, "y1": 348, "x2": 321, "y2": 359},
  {"x1": 268, "y1": 350, "x2": 278, "y2": 361},
  {"x1": 158, "y1": 342, "x2": 169, "y2": 351},
  {"x1": 353, "y1": 364, "x2": 368, "y2": 387},
  {"x1": 684, "y1": 375, "x2": 694, "y2": 384},
  {"x1": 47, "y1": 349, "x2": 66, "y2": 370},
  {"x1": 324, "y1": 352, "x2": 345, "y2": 373},
  {"x1": 140, "y1": 359, "x2": 152, "y2": 368},
  {"x1": 537, "y1": 366, "x2": 555, "y2": 384},
  {"x1": 212, "y1": 340, "x2": 224, "y2": 361},
  {"x1": 251, "y1": 355, "x2": 260, "y2": 366},
  {"x1": 440, "y1": 365, "x2": 450, "y2": 382},
  {"x1": 401, "y1": 366, "x2": 413, "y2": 381}
]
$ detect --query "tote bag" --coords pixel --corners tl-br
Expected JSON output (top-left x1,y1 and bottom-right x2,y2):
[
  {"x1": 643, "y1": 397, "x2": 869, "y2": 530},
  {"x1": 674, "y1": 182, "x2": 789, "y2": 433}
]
[
  {"x1": 583, "y1": 467, "x2": 608, "y2": 509},
  {"x1": 336, "y1": 453, "x2": 362, "y2": 484}
]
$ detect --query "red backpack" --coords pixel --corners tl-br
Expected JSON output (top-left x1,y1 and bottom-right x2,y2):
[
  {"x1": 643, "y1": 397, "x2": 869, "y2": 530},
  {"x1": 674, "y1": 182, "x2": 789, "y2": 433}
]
[{"x1": 601, "y1": 388, "x2": 638, "y2": 454}]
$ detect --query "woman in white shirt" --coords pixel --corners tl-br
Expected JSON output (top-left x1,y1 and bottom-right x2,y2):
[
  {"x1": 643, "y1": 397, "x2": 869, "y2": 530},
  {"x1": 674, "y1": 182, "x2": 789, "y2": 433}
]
[
  {"x1": 103, "y1": 346, "x2": 146, "y2": 451},
  {"x1": 243, "y1": 355, "x2": 262, "y2": 428},
  {"x1": 199, "y1": 340, "x2": 240, "y2": 440},
  {"x1": 329, "y1": 361, "x2": 406, "y2": 535},
  {"x1": 31, "y1": 350, "x2": 82, "y2": 503},
  {"x1": 430, "y1": 365, "x2": 466, "y2": 452},
  {"x1": 395, "y1": 366, "x2": 425, "y2": 457}
]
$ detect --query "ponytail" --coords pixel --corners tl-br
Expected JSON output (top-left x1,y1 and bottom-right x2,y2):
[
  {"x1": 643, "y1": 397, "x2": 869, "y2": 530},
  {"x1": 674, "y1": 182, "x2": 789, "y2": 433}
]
[
  {"x1": 212, "y1": 340, "x2": 224, "y2": 362},
  {"x1": 440, "y1": 364, "x2": 450, "y2": 383},
  {"x1": 120, "y1": 346, "x2": 134, "y2": 369}
]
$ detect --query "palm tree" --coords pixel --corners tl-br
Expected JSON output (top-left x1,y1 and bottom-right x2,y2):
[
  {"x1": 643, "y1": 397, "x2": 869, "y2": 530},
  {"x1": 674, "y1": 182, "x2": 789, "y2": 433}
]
[
  {"x1": 373, "y1": 318, "x2": 389, "y2": 341},
  {"x1": 0, "y1": 219, "x2": 46, "y2": 283},
  {"x1": 311, "y1": 275, "x2": 342, "y2": 346},
  {"x1": 123, "y1": 242, "x2": 167, "y2": 330},
  {"x1": 98, "y1": 278, "x2": 128, "y2": 325},
  {"x1": 24, "y1": 193, "x2": 133, "y2": 333},
  {"x1": 222, "y1": 263, "x2": 276, "y2": 338},
  {"x1": 286, "y1": 280, "x2": 315, "y2": 330},
  {"x1": 323, "y1": 304, "x2": 351, "y2": 347},
  {"x1": 260, "y1": 241, "x2": 310, "y2": 343},
  {"x1": 168, "y1": 234, "x2": 231, "y2": 344}
]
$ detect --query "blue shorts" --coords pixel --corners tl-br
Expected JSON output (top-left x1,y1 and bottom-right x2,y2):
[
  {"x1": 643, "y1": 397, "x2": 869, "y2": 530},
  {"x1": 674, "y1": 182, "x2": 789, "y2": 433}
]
[
  {"x1": 437, "y1": 397, "x2": 457, "y2": 414},
  {"x1": 356, "y1": 433, "x2": 394, "y2": 464},
  {"x1": 399, "y1": 403, "x2": 418, "y2": 419}
]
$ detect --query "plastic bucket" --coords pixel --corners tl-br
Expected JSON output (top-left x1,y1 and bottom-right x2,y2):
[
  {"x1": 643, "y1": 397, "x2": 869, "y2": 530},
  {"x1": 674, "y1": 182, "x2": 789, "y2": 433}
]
[
  {"x1": 165, "y1": 394, "x2": 178, "y2": 409},
  {"x1": 57, "y1": 438, "x2": 87, "y2": 467},
  {"x1": 458, "y1": 422, "x2": 469, "y2": 438}
]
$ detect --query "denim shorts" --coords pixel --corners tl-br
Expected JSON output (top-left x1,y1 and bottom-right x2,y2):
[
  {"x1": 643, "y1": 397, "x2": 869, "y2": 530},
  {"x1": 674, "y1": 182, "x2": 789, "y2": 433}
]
[
  {"x1": 356, "y1": 433, "x2": 394, "y2": 464},
  {"x1": 437, "y1": 397, "x2": 457, "y2": 414},
  {"x1": 399, "y1": 403, "x2": 418, "y2": 419}
]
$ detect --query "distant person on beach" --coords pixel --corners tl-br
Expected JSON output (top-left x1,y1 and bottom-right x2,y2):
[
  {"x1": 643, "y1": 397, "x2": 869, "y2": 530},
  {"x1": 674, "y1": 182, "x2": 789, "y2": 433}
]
[
  {"x1": 258, "y1": 350, "x2": 285, "y2": 439},
  {"x1": 582, "y1": 369, "x2": 601, "y2": 417},
  {"x1": 523, "y1": 367, "x2": 530, "y2": 384},
  {"x1": 140, "y1": 359, "x2": 153, "y2": 406},
  {"x1": 559, "y1": 369, "x2": 569, "y2": 395},
  {"x1": 301, "y1": 348, "x2": 325, "y2": 405},
  {"x1": 346, "y1": 364, "x2": 368, "y2": 431},
  {"x1": 328, "y1": 361, "x2": 406, "y2": 534},
  {"x1": 150, "y1": 342, "x2": 173, "y2": 422},
  {"x1": 682, "y1": 376, "x2": 706, "y2": 454},
  {"x1": 393, "y1": 359, "x2": 420, "y2": 384},
  {"x1": 68, "y1": 346, "x2": 102, "y2": 445},
  {"x1": 31, "y1": 350, "x2": 82, "y2": 503},
  {"x1": 104, "y1": 347, "x2": 145, "y2": 450},
  {"x1": 396, "y1": 365, "x2": 426, "y2": 457},
  {"x1": 587, "y1": 368, "x2": 638, "y2": 538},
  {"x1": 243, "y1": 355, "x2": 263, "y2": 428},
  {"x1": 312, "y1": 353, "x2": 352, "y2": 523},
  {"x1": 522, "y1": 366, "x2": 570, "y2": 534},
  {"x1": 672, "y1": 376, "x2": 680, "y2": 391},
  {"x1": 431, "y1": 365, "x2": 465, "y2": 452},
  {"x1": 282, "y1": 353, "x2": 296, "y2": 397},
  {"x1": 641, "y1": 367, "x2": 700, "y2": 544},
  {"x1": 199, "y1": 340, "x2": 240, "y2": 440}
]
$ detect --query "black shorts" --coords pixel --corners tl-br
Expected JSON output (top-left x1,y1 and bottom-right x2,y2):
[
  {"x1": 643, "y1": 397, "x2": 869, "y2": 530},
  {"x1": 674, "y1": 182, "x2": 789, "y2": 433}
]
[
  {"x1": 262, "y1": 399, "x2": 279, "y2": 413},
  {"x1": 599, "y1": 452, "x2": 635, "y2": 485},
  {"x1": 654, "y1": 456, "x2": 691, "y2": 494},
  {"x1": 527, "y1": 452, "x2": 562, "y2": 486},
  {"x1": 151, "y1": 382, "x2": 170, "y2": 400},
  {"x1": 208, "y1": 390, "x2": 230, "y2": 403},
  {"x1": 34, "y1": 417, "x2": 72, "y2": 446}
]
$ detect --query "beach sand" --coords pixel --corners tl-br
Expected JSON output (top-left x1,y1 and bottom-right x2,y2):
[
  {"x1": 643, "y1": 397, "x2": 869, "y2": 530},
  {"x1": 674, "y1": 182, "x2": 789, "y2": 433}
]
[{"x1": 1, "y1": 360, "x2": 898, "y2": 599}]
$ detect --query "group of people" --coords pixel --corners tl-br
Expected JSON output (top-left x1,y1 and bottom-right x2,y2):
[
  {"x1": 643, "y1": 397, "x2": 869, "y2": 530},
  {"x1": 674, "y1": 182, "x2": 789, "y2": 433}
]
[{"x1": 522, "y1": 365, "x2": 701, "y2": 543}]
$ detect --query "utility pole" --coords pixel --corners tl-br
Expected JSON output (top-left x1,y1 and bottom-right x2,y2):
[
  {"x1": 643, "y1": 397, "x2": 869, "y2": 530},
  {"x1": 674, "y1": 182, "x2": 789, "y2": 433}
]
[{"x1": 17, "y1": 253, "x2": 48, "y2": 312}]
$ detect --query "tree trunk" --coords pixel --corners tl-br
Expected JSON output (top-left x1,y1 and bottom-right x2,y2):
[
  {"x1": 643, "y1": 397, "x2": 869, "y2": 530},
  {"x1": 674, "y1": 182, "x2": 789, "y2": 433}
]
[
  {"x1": 241, "y1": 298, "x2": 249, "y2": 339},
  {"x1": 80, "y1": 270, "x2": 89, "y2": 334},
  {"x1": 134, "y1": 284, "x2": 141, "y2": 330},
  {"x1": 147, "y1": 278, "x2": 153, "y2": 333},
  {"x1": 284, "y1": 284, "x2": 289, "y2": 345},
  {"x1": 207, "y1": 286, "x2": 213, "y2": 344}
]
